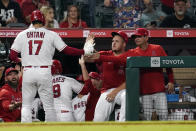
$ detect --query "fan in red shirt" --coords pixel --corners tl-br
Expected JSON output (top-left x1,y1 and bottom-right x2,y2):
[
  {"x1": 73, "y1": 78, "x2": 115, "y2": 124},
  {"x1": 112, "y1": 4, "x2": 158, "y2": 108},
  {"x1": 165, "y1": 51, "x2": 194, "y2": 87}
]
[
  {"x1": 0, "y1": 68, "x2": 22, "y2": 122},
  {"x1": 20, "y1": 0, "x2": 48, "y2": 25},
  {"x1": 90, "y1": 28, "x2": 174, "y2": 120},
  {"x1": 60, "y1": 5, "x2": 87, "y2": 28}
]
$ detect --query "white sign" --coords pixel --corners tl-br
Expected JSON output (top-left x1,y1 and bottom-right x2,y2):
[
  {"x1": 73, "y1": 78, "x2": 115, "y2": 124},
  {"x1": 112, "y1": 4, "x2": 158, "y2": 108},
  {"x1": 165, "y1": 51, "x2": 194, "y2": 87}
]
[
  {"x1": 151, "y1": 57, "x2": 160, "y2": 67},
  {"x1": 167, "y1": 30, "x2": 173, "y2": 37},
  {"x1": 83, "y1": 30, "x2": 90, "y2": 37}
]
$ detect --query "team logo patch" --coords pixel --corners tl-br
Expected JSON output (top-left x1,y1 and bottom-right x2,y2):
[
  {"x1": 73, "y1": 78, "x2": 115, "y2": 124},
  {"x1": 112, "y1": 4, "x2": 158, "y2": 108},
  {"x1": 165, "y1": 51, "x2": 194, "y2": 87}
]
[
  {"x1": 151, "y1": 57, "x2": 160, "y2": 67},
  {"x1": 167, "y1": 30, "x2": 173, "y2": 37},
  {"x1": 83, "y1": 30, "x2": 90, "y2": 37}
]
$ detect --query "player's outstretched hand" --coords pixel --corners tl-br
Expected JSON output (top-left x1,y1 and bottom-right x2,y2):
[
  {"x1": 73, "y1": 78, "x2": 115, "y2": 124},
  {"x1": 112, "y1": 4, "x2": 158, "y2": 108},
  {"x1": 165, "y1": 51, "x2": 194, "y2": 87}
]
[
  {"x1": 106, "y1": 91, "x2": 117, "y2": 102},
  {"x1": 79, "y1": 55, "x2": 85, "y2": 65},
  {"x1": 83, "y1": 33, "x2": 95, "y2": 56},
  {"x1": 85, "y1": 33, "x2": 95, "y2": 42}
]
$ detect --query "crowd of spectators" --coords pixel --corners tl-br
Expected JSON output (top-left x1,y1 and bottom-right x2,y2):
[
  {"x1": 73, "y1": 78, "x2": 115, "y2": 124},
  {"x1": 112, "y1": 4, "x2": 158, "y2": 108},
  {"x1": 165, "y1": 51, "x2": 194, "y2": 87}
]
[{"x1": 0, "y1": 0, "x2": 196, "y2": 28}]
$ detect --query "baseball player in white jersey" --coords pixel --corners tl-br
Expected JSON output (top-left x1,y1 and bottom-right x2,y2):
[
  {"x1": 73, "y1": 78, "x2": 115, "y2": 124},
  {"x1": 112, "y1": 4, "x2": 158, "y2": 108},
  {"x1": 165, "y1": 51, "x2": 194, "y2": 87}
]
[
  {"x1": 9, "y1": 10, "x2": 95, "y2": 123},
  {"x1": 168, "y1": 88, "x2": 196, "y2": 120},
  {"x1": 52, "y1": 60, "x2": 83, "y2": 121},
  {"x1": 72, "y1": 94, "x2": 89, "y2": 121}
]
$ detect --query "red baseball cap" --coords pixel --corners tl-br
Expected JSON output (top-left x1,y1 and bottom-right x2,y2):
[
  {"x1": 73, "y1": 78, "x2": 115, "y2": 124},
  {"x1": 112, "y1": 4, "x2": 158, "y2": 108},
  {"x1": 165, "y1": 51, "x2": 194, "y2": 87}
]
[
  {"x1": 131, "y1": 28, "x2": 149, "y2": 38},
  {"x1": 5, "y1": 67, "x2": 18, "y2": 76},
  {"x1": 89, "y1": 72, "x2": 101, "y2": 80},
  {"x1": 111, "y1": 31, "x2": 129, "y2": 44},
  {"x1": 76, "y1": 74, "x2": 83, "y2": 82}
]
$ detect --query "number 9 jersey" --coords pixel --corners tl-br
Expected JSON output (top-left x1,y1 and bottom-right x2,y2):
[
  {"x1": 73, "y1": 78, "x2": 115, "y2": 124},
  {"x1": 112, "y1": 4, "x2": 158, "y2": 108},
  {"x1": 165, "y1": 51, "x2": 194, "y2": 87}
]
[{"x1": 52, "y1": 74, "x2": 83, "y2": 121}]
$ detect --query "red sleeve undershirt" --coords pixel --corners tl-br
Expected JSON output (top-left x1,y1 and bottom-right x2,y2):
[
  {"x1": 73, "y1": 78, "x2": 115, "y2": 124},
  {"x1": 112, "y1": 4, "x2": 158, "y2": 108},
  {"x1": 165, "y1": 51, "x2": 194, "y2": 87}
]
[
  {"x1": 9, "y1": 49, "x2": 20, "y2": 63},
  {"x1": 61, "y1": 46, "x2": 84, "y2": 56},
  {"x1": 10, "y1": 46, "x2": 84, "y2": 63},
  {"x1": 79, "y1": 79, "x2": 100, "y2": 96},
  {"x1": 97, "y1": 50, "x2": 135, "y2": 65}
]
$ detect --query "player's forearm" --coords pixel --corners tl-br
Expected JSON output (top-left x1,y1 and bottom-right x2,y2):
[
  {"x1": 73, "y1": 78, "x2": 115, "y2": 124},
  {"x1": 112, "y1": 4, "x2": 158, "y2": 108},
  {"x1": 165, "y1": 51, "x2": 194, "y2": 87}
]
[
  {"x1": 112, "y1": 82, "x2": 126, "y2": 94},
  {"x1": 62, "y1": 46, "x2": 84, "y2": 56},
  {"x1": 80, "y1": 64, "x2": 90, "y2": 81},
  {"x1": 9, "y1": 49, "x2": 21, "y2": 63},
  {"x1": 99, "y1": 55, "x2": 126, "y2": 65}
]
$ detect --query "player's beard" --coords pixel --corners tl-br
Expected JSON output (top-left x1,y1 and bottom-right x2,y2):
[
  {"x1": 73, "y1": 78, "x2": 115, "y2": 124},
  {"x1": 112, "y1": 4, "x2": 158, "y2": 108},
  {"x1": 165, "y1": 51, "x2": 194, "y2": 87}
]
[{"x1": 7, "y1": 79, "x2": 18, "y2": 89}]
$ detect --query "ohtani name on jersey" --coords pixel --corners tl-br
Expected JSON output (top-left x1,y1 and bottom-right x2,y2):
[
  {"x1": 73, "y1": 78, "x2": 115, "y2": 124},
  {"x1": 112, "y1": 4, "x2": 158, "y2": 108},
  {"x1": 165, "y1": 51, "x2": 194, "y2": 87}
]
[
  {"x1": 53, "y1": 77, "x2": 65, "y2": 83},
  {"x1": 27, "y1": 32, "x2": 45, "y2": 38}
]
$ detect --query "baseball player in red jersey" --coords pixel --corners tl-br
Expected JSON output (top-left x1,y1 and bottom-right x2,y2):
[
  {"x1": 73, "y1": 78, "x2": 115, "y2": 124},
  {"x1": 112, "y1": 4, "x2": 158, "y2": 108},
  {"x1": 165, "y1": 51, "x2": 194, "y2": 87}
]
[
  {"x1": 0, "y1": 68, "x2": 22, "y2": 122},
  {"x1": 85, "y1": 31, "x2": 129, "y2": 121},
  {"x1": 89, "y1": 28, "x2": 174, "y2": 120},
  {"x1": 77, "y1": 55, "x2": 102, "y2": 121},
  {"x1": 9, "y1": 10, "x2": 95, "y2": 123},
  {"x1": 51, "y1": 60, "x2": 83, "y2": 121}
]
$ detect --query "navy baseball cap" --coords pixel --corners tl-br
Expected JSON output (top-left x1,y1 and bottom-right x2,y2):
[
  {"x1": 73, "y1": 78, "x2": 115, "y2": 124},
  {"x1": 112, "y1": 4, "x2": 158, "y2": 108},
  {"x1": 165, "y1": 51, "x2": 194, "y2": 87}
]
[
  {"x1": 5, "y1": 68, "x2": 18, "y2": 76},
  {"x1": 111, "y1": 31, "x2": 129, "y2": 44}
]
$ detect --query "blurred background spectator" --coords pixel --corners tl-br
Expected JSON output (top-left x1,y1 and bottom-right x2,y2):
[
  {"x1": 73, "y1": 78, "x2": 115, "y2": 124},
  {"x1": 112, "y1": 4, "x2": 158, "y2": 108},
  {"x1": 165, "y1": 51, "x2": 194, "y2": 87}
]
[
  {"x1": 59, "y1": 5, "x2": 88, "y2": 28},
  {"x1": 54, "y1": 0, "x2": 72, "y2": 22},
  {"x1": 186, "y1": 0, "x2": 196, "y2": 19},
  {"x1": 20, "y1": 0, "x2": 49, "y2": 25},
  {"x1": 159, "y1": 0, "x2": 196, "y2": 28},
  {"x1": 0, "y1": 0, "x2": 24, "y2": 27},
  {"x1": 40, "y1": 6, "x2": 59, "y2": 28},
  {"x1": 160, "y1": 0, "x2": 175, "y2": 15},
  {"x1": 104, "y1": 0, "x2": 150, "y2": 28},
  {"x1": 140, "y1": 0, "x2": 166, "y2": 28}
]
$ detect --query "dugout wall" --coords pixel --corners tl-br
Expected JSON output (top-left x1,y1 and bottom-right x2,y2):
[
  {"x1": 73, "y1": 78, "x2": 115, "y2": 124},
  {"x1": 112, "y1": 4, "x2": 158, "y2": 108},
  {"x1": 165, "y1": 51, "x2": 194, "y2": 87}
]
[{"x1": 126, "y1": 56, "x2": 196, "y2": 121}]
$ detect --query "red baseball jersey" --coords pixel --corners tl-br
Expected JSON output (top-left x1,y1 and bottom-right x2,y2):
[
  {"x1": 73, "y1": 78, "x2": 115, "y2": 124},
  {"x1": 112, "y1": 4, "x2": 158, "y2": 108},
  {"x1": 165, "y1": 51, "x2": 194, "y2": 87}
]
[
  {"x1": 97, "y1": 50, "x2": 126, "y2": 92},
  {"x1": 60, "y1": 20, "x2": 88, "y2": 28},
  {"x1": 99, "y1": 44, "x2": 174, "y2": 95},
  {"x1": 79, "y1": 79, "x2": 100, "y2": 121},
  {"x1": 0, "y1": 84, "x2": 22, "y2": 122},
  {"x1": 134, "y1": 44, "x2": 174, "y2": 94}
]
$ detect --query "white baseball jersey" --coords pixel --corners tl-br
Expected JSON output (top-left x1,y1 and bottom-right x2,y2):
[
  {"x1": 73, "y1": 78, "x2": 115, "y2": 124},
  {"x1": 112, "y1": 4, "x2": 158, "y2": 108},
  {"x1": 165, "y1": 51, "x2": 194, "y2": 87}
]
[
  {"x1": 11, "y1": 27, "x2": 66, "y2": 66},
  {"x1": 72, "y1": 94, "x2": 89, "y2": 121},
  {"x1": 168, "y1": 109, "x2": 194, "y2": 120},
  {"x1": 52, "y1": 75, "x2": 83, "y2": 121},
  {"x1": 11, "y1": 26, "x2": 67, "y2": 122},
  {"x1": 168, "y1": 93, "x2": 196, "y2": 120}
]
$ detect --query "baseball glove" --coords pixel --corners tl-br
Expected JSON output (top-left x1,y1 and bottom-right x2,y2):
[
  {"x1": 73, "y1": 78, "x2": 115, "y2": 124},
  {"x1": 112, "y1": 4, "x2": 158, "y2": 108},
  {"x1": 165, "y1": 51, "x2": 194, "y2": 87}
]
[{"x1": 83, "y1": 38, "x2": 95, "y2": 55}]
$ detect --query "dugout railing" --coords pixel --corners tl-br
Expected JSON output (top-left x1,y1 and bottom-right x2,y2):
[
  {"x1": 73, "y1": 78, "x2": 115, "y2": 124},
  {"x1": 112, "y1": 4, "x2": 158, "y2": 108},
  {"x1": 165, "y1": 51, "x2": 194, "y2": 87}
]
[{"x1": 126, "y1": 56, "x2": 196, "y2": 121}]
